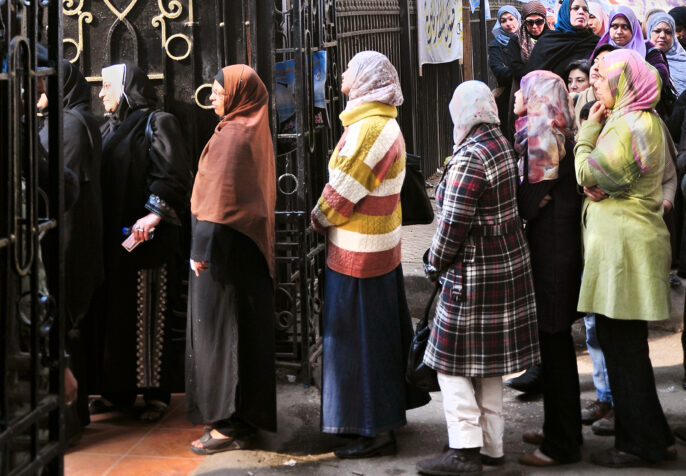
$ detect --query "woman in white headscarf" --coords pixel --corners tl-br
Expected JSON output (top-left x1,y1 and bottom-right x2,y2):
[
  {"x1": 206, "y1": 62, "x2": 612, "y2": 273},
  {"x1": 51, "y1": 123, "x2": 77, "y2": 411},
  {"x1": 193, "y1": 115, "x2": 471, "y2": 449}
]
[
  {"x1": 311, "y1": 51, "x2": 429, "y2": 459},
  {"x1": 416, "y1": 81, "x2": 539, "y2": 475}
]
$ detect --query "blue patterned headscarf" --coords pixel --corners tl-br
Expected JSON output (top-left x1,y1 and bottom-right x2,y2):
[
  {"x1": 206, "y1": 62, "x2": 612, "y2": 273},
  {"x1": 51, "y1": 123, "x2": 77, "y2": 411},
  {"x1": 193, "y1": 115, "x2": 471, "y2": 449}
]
[
  {"x1": 556, "y1": 0, "x2": 588, "y2": 34},
  {"x1": 492, "y1": 5, "x2": 521, "y2": 46}
]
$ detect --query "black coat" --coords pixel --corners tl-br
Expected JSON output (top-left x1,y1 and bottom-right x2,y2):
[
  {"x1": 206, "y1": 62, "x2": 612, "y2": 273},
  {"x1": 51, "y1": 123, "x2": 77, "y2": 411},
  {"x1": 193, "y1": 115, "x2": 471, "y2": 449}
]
[
  {"x1": 525, "y1": 30, "x2": 599, "y2": 79},
  {"x1": 489, "y1": 40, "x2": 514, "y2": 140},
  {"x1": 39, "y1": 61, "x2": 104, "y2": 322},
  {"x1": 517, "y1": 140, "x2": 583, "y2": 334},
  {"x1": 100, "y1": 65, "x2": 192, "y2": 269}
]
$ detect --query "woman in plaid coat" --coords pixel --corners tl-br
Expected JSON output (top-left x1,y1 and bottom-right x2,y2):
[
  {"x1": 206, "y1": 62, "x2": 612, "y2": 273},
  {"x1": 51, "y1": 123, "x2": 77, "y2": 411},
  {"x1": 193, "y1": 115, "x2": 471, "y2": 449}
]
[{"x1": 417, "y1": 81, "x2": 540, "y2": 476}]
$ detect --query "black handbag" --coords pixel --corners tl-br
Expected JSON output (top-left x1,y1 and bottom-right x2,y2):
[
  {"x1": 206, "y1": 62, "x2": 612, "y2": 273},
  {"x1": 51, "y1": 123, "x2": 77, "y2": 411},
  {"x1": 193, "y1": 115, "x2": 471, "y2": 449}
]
[
  {"x1": 401, "y1": 153, "x2": 434, "y2": 226},
  {"x1": 406, "y1": 284, "x2": 440, "y2": 393}
]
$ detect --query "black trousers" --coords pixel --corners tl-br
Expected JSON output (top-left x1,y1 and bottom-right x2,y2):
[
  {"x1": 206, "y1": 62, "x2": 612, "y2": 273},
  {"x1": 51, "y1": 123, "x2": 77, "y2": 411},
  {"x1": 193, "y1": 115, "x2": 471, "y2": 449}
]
[
  {"x1": 539, "y1": 329, "x2": 582, "y2": 463},
  {"x1": 595, "y1": 315, "x2": 674, "y2": 462}
]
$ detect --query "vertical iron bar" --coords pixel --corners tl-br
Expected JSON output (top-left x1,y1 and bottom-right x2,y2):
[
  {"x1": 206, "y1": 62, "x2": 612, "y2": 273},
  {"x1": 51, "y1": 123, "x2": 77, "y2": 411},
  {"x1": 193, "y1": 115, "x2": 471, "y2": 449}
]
[
  {"x1": 398, "y1": 0, "x2": 416, "y2": 153},
  {"x1": 46, "y1": 0, "x2": 65, "y2": 471},
  {"x1": 478, "y1": 0, "x2": 488, "y2": 81}
]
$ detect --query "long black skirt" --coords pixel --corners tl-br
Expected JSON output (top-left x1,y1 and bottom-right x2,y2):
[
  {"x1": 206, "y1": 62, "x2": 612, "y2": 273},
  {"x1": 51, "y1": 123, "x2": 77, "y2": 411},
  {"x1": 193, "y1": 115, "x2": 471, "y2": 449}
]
[
  {"x1": 321, "y1": 265, "x2": 430, "y2": 436},
  {"x1": 185, "y1": 224, "x2": 276, "y2": 432}
]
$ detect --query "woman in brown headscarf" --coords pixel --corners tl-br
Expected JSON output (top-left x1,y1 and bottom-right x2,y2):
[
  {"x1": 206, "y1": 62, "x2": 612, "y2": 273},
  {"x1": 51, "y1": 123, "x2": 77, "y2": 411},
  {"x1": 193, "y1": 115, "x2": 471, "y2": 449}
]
[{"x1": 186, "y1": 65, "x2": 277, "y2": 455}]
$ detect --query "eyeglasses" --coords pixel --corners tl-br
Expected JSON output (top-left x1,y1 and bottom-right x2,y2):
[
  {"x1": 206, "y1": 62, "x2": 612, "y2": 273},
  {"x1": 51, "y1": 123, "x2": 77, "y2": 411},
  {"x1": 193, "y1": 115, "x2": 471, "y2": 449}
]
[
  {"x1": 652, "y1": 28, "x2": 673, "y2": 36},
  {"x1": 210, "y1": 88, "x2": 224, "y2": 97},
  {"x1": 610, "y1": 23, "x2": 631, "y2": 31},
  {"x1": 526, "y1": 19, "x2": 545, "y2": 27}
]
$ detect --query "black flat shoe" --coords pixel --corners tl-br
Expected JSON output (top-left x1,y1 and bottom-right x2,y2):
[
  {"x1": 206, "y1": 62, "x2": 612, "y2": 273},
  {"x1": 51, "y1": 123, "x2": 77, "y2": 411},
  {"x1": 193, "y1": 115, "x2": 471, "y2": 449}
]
[
  {"x1": 505, "y1": 365, "x2": 542, "y2": 394},
  {"x1": 334, "y1": 432, "x2": 396, "y2": 459},
  {"x1": 481, "y1": 453, "x2": 505, "y2": 466},
  {"x1": 590, "y1": 448, "x2": 649, "y2": 468}
]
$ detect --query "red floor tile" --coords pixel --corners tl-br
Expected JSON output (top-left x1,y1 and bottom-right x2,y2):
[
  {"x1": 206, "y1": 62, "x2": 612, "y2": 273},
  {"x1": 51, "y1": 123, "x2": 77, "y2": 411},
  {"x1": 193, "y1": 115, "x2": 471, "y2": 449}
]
[
  {"x1": 129, "y1": 428, "x2": 206, "y2": 458},
  {"x1": 71, "y1": 424, "x2": 151, "y2": 455},
  {"x1": 158, "y1": 405, "x2": 201, "y2": 430},
  {"x1": 106, "y1": 456, "x2": 202, "y2": 476},
  {"x1": 64, "y1": 453, "x2": 120, "y2": 475}
]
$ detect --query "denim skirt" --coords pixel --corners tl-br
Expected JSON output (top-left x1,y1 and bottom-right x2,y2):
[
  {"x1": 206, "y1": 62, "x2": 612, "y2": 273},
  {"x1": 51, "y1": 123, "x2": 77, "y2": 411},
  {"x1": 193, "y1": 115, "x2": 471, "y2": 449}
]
[{"x1": 321, "y1": 265, "x2": 430, "y2": 436}]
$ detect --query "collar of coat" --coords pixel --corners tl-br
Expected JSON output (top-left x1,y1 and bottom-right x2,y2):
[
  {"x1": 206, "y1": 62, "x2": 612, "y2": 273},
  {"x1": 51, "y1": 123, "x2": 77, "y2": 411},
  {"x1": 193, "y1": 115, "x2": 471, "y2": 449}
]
[{"x1": 339, "y1": 101, "x2": 397, "y2": 127}]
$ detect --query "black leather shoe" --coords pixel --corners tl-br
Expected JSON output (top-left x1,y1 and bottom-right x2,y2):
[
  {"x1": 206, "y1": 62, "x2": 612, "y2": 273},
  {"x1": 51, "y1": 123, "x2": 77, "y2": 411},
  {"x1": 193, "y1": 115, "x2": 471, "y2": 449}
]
[
  {"x1": 675, "y1": 427, "x2": 686, "y2": 444},
  {"x1": 481, "y1": 453, "x2": 505, "y2": 466},
  {"x1": 417, "y1": 447, "x2": 482, "y2": 475},
  {"x1": 334, "y1": 432, "x2": 396, "y2": 459},
  {"x1": 505, "y1": 365, "x2": 543, "y2": 394}
]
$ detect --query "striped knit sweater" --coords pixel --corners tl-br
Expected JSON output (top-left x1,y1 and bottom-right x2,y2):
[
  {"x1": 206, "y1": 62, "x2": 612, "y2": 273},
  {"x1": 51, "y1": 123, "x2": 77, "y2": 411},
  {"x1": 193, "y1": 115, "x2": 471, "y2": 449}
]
[{"x1": 311, "y1": 101, "x2": 406, "y2": 278}]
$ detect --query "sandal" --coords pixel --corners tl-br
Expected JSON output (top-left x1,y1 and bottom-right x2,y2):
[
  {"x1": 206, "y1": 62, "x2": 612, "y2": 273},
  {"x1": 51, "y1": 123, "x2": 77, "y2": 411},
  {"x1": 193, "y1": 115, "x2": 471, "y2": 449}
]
[
  {"x1": 190, "y1": 430, "x2": 244, "y2": 455},
  {"x1": 88, "y1": 397, "x2": 117, "y2": 415},
  {"x1": 139, "y1": 400, "x2": 168, "y2": 423}
]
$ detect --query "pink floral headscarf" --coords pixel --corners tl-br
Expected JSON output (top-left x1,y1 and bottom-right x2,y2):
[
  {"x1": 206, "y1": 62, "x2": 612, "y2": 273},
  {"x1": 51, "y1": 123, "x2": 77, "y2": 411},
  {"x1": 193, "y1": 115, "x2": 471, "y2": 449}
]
[
  {"x1": 515, "y1": 70, "x2": 574, "y2": 183},
  {"x1": 344, "y1": 51, "x2": 404, "y2": 111},
  {"x1": 448, "y1": 81, "x2": 500, "y2": 153}
]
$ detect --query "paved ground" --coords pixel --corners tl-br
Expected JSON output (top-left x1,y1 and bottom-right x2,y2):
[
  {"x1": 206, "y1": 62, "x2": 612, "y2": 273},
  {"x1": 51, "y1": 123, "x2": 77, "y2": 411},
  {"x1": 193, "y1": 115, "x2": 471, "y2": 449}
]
[{"x1": 192, "y1": 184, "x2": 686, "y2": 475}]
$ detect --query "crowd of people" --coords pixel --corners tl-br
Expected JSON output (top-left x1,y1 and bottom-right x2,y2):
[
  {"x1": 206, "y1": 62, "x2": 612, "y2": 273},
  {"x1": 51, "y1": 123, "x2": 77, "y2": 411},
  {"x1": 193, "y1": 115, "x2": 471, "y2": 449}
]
[{"x1": 33, "y1": 0, "x2": 686, "y2": 474}]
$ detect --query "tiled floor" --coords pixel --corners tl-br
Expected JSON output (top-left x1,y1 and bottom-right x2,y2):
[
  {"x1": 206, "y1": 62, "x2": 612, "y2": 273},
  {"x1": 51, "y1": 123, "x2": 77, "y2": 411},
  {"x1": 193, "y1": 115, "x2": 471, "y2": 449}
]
[{"x1": 65, "y1": 394, "x2": 206, "y2": 475}]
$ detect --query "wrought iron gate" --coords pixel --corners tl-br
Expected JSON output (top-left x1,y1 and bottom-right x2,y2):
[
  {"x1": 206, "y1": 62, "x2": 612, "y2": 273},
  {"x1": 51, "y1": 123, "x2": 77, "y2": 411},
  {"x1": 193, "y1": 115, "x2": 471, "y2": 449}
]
[
  {"x1": 271, "y1": 0, "x2": 336, "y2": 383},
  {"x1": 1, "y1": 1, "x2": 65, "y2": 475}
]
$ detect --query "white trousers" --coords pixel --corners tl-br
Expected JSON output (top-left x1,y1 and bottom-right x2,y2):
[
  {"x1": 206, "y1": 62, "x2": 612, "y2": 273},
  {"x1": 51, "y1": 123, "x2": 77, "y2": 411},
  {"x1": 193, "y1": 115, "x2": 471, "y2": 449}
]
[{"x1": 437, "y1": 372, "x2": 504, "y2": 458}]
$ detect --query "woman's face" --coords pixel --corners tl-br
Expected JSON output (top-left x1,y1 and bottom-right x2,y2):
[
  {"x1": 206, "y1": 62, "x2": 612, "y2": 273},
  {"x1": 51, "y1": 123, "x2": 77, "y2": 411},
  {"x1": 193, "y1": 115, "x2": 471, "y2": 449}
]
[
  {"x1": 609, "y1": 15, "x2": 632, "y2": 47},
  {"x1": 341, "y1": 64, "x2": 354, "y2": 95},
  {"x1": 570, "y1": 0, "x2": 589, "y2": 29},
  {"x1": 594, "y1": 58, "x2": 615, "y2": 109},
  {"x1": 587, "y1": 13, "x2": 603, "y2": 35},
  {"x1": 99, "y1": 81, "x2": 119, "y2": 113},
  {"x1": 500, "y1": 12, "x2": 520, "y2": 34},
  {"x1": 589, "y1": 50, "x2": 610, "y2": 86},
  {"x1": 567, "y1": 68, "x2": 590, "y2": 92},
  {"x1": 650, "y1": 22, "x2": 674, "y2": 52},
  {"x1": 513, "y1": 90, "x2": 526, "y2": 116},
  {"x1": 525, "y1": 15, "x2": 545, "y2": 36},
  {"x1": 677, "y1": 24, "x2": 686, "y2": 48},
  {"x1": 209, "y1": 80, "x2": 225, "y2": 117}
]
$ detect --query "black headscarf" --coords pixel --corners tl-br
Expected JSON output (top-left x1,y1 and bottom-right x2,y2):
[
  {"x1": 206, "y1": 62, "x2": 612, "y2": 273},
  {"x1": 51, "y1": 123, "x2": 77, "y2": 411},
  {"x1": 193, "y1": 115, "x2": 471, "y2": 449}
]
[
  {"x1": 670, "y1": 7, "x2": 686, "y2": 29},
  {"x1": 63, "y1": 60, "x2": 91, "y2": 110}
]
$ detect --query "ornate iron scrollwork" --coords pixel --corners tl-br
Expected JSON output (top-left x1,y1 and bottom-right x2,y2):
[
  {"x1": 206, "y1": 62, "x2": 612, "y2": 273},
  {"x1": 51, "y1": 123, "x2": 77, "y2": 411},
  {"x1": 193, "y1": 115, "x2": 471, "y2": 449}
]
[
  {"x1": 151, "y1": 0, "x2": 194, "y2": 62},
  {"x1": 63, "y1": 0, "x2": 93, "y2": 63}
]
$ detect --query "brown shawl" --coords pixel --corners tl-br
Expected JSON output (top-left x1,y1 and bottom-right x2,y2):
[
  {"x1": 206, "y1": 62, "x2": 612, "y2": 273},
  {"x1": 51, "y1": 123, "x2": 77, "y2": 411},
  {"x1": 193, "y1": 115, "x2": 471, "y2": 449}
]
[{"x1": 190, "y1": 65, "x2": 276, "y2": 278}]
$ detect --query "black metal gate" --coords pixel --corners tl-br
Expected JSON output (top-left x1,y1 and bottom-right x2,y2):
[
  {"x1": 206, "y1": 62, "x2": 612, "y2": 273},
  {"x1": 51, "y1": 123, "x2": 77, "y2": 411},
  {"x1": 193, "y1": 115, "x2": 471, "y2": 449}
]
[
  {"x1": 335, "y1": 0, "x2": 462, "y2": 179},
  {"x1": 1, "y1": 1, "x2": 65, "y2": 475}
]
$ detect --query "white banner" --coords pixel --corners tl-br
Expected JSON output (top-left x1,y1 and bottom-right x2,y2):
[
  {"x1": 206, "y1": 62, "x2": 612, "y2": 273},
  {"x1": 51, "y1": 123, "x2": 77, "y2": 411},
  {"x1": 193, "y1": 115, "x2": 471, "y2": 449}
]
[{"x1": 417, "y1": 0, "x2": 464, "y2": 67}]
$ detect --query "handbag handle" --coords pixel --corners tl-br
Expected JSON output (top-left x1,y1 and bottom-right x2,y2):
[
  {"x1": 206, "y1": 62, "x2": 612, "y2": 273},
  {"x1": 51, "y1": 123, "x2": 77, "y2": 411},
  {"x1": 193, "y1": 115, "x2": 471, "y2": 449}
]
[{"x1": 415, "y1": 284, "x2": 439, "y2": 333}]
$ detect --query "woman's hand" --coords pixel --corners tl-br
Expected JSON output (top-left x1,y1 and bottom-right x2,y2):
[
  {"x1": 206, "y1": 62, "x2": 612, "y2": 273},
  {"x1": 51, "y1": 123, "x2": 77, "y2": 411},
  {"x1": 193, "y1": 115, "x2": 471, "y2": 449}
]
[
  {"x1": 133, "y1": 212, "x2": 162, "y2": 242},
  {"x1": 583, "y1": 186, "x2": 608, "y2": 202},
  {"x1": 588, "y1": 101, "x2": 608, "y2": 124},
  {"x1": 663, "y1": 199, "x2": 673, "y2": 214},
  {"x1": 538, "y1": 194, "x2": 552, "y2": 208},
  {"x1": 190, "y1": 260, "x2": 209, "y2": 277}
]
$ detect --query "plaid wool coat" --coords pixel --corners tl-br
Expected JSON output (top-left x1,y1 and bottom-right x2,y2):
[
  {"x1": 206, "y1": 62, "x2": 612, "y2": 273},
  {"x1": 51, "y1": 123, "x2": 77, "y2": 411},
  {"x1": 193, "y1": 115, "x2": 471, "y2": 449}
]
[{"x1": 424, "y1": 124, "x2": 540, "y2": 377}]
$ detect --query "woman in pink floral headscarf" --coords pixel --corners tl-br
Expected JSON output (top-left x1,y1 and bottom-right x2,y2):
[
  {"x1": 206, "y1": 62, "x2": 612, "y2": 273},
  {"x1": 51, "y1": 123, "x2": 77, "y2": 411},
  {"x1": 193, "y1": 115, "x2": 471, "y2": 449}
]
[{"x1": 514, "y1": 70, "x2": 584, "y2": 467}]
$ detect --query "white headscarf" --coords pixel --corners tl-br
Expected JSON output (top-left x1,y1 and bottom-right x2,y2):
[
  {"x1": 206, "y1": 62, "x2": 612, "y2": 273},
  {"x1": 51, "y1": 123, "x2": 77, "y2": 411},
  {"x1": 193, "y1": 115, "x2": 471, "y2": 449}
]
[
  {"x1": 101, "y1": 64, "x2": 126, "y2": 103},
  {"x1": 344, "y1": 51, "x2": 403, "y2": 111},
  {"x1": 448, "y1": 81, "x2": 500, "y2": 153}
]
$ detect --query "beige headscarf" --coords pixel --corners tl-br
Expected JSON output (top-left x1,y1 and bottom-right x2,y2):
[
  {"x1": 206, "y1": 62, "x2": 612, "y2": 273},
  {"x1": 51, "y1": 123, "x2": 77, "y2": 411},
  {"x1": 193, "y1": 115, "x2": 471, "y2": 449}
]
[
  {"x1": 344, "y1": 51, "x2": 403, "y2": 110},
  {"x1": 448, "y1": 81, "x2": 500, "y2": 153}
]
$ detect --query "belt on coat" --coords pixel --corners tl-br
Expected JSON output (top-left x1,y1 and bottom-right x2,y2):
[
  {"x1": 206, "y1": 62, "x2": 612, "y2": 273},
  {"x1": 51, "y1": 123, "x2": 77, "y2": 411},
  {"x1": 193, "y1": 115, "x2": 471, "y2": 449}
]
[{"x1": 469, "y1": 218, "x2": 521, "y2": 237}]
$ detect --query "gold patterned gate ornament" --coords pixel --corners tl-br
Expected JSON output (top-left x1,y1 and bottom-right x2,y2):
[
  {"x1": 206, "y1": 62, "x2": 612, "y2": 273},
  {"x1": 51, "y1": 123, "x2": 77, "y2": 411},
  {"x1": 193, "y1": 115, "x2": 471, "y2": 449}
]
[{"x1": 62, "y1": 0, "x2": 195, "y2": 64}]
